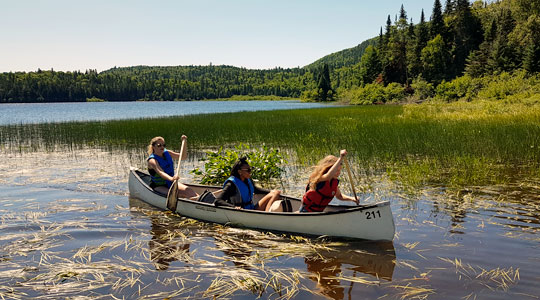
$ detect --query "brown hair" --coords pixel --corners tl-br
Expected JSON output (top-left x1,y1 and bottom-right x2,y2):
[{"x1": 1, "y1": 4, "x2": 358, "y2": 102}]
[
  {"x1": 147, "y1": 136, "x2": 165, "y2": 156},
  {"x1": 231, "y1": 157, "x2": 249, "y2": 178},
  {"x1": 307, "y1": 155, "x2": 338, "y2": 190}
]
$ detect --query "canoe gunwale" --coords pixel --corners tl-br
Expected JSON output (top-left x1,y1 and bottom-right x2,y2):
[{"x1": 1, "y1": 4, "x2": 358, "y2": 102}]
[{"x1": 129, "y1": 168, "x2": 390, "y2": 216}]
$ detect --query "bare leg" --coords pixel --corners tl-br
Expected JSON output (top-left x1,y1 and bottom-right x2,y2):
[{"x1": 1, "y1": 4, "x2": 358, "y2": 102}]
[
  {"x1": 257, "y1": 190, "x2": 281, "y2": 211},
  {"x1": 176, "y1": 183, "x2": 198, "y2": 199}
]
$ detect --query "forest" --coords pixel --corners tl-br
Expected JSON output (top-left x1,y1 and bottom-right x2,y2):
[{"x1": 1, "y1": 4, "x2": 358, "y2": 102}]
[{"x1": 0, "y1": 0, "x2": 538, "y2": 103}]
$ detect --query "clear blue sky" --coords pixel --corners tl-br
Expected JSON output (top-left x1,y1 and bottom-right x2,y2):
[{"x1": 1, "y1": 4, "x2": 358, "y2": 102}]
[{"x1": 1, "y1": 0, "x2": 437, "y2": 72}]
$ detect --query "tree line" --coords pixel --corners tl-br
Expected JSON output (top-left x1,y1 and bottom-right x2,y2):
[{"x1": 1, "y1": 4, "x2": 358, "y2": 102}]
[
  {"x1": 341, "y1": 0, "x2": 540, "y2": 88},
  {"x1": 0, "y1": 66, "x2": 312, "y2": 103},
  {"x1": 1, "y1": 0, "x2": 538, "y2": 103}
]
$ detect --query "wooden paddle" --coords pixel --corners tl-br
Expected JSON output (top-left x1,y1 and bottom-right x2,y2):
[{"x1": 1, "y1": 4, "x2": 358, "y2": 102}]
[
  {"x1": 166, "y1": 138, "x2": 186, "y2": 212},
  {"x1": 343, "y1": 156, "x2": 359, "y2": 204}
]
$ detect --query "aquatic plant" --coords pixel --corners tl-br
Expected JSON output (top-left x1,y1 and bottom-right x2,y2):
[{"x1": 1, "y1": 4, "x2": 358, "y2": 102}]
[{"x1": 191, "y1": 144, "x2": 287, "y2": 185}]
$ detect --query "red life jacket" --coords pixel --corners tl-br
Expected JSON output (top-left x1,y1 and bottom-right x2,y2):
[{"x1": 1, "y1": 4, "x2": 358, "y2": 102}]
[{"x1": 302, "y1": 179, "x2": 339, "y2": 212}]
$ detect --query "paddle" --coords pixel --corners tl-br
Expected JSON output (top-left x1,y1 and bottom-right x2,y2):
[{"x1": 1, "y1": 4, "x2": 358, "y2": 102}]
[
  {"x1": 166, "y1": 138, "x2": 186, "y2": 212},
  {"x1": 343, "y1": 156, "x2": 359, "y2": 205}
]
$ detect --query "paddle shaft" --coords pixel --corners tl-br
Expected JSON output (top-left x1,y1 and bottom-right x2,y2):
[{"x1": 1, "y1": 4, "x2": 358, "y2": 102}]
[
  {"x1": 166, "y1": 139, "x2": 186, "y2": 211},
  {"x1": 343, "y1": 157, "x2": 359, "y2": 204}
]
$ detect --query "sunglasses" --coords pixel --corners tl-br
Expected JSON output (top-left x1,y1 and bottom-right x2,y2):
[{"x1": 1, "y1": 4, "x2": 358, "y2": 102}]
[
  {"x1": 241, "y1": 167, "x2": 252, "y2": 173},
  {"x1": 153, "y1": 143, "x2": 166, "y2": 148}
]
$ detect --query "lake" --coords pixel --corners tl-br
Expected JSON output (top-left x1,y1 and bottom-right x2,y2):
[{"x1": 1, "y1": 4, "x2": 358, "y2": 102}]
[
  {"x1": 0, "y1": 100, "x2": 335, "y2": 125},
  {"x1": 1, "y1": 104, "x2": 539, "y2": 299}
]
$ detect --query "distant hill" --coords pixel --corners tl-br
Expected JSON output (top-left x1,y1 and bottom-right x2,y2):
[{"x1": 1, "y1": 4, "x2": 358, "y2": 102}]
[{"x1": 305, "y1": 38, "x2": 377, "y2": 70}]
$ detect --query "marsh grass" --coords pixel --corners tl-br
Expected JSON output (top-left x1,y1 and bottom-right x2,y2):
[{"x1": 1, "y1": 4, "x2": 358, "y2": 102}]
[{"x1": 1, "y1": 101, "x2": 539, "y2": 188}]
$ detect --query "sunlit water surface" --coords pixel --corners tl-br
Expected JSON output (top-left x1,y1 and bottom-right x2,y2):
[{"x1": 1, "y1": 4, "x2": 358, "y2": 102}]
[
  {"x1": 0, "y1": 101, "x2": 336, "y2": 125},
  {"x1": 1, "y1": 148, "x2": 539, "y2": 299}
]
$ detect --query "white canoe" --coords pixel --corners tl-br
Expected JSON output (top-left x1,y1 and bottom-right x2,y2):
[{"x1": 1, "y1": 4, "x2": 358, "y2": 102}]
[{"x1": 128, "y1": 168, "x2": 395, "y2": 241}]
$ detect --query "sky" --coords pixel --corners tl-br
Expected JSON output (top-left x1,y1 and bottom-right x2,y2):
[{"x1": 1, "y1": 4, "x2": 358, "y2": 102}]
[{"x1": 0, "y1": 0, "x2": 437, "y2": 73}]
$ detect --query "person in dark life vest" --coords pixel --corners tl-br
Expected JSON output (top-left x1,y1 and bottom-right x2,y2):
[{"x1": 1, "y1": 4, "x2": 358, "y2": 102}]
[
  {"x1": 147, "y1": 135, "x2": 198, "y2": 199},
  {"x1": 300, "y1": 149, "x2": 358, "y2": 212},
  {"x1": 214, "y1": 157, "x2": 281, "y2": 211}
]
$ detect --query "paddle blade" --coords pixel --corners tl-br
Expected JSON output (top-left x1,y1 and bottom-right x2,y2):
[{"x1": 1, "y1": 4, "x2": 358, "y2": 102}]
[{"x1": 166, "y1": 180, "x2": 178, "y2": 211}]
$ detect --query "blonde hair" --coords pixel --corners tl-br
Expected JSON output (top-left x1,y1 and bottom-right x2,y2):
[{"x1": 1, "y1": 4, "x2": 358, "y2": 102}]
[
  {"x1": 308, "y1": 155, "x2": 338, "y2": 190},
  {"x1": 147, "y1": 136, "x2": 165, "y2": 156}
]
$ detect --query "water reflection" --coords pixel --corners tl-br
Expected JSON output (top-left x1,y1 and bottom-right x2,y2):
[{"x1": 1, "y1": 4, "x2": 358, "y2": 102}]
[
  {"x1": 304, "y1": 242, "x2": 395, "y2": 300},
  {"x1": 129, "y1": 195, "x2": 396, "y2": 300},
  {"x1": 214, "y1": 235, "x2": 255, "y2": 271},
  {"x1": 129, "y1": 197, "x2": 192, "y2": 270},
  {"x1": 148, "y1": 216, "x2": 191, "y2": 270}
]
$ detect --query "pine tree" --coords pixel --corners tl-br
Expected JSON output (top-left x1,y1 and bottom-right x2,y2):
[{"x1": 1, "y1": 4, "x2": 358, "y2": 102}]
[
  {"x1": 444, "y1": 0, "x2": 455, "y2": 15},
  {"x1": 489, "y1": 8, "x2": 517, "y2": 72},
  {"x1": 385, "y1": 14, "x2": 392, "y2": 44},
  {"x1": 523, "y1": 15, "x2": 540, "y2": 73},
  {"x1": 524, "y1": 41, "x2": 540, "y2": 73},
  {"x1": 451, "y1": 0, "x2": 484, "y2": 76},
  {"x1": 379, "y1": 6, "x2": 410, "y2": 85},
  {"x1": 378, "y1": 27, "x2": 384, "y2": 50},
  {"x1": 316, "y1": 64, "x2": 333, "y2": 101},
  {"x1": 430, "y1": 0, "x2": 445, "y2": 39},
  {"x1": 411, "y1": 10, "x2": 430, "y2": 78}
]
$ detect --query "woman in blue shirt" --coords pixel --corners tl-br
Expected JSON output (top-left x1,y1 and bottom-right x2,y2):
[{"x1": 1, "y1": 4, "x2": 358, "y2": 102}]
[{"x1": 147, "y1": 135, "x2": 197, "y2": 199}]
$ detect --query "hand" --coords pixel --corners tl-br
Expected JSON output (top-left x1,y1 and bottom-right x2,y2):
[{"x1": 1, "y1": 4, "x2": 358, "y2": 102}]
[
  {"x1": 340, "y1": 149, "x2": 347, "y2": 157},
  {"x1": 171, "y1": 175, "x2": 179, "y2": 181},
  {"x1": 181, "y1": 135, "x2": 188, "y2": 141}
]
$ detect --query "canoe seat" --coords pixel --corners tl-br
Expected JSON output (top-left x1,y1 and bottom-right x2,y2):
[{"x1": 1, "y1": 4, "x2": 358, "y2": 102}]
[{"x1": 198, "y1": 189, "x2": 223, "y2": 204}]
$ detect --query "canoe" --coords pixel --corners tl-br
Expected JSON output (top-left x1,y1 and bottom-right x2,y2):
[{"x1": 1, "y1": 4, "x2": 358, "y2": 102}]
[{"x1": 128, "y1": 168, "x2": 395, "y2": 241}]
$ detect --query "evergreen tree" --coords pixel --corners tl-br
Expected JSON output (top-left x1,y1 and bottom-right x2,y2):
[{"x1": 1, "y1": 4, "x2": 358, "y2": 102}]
[
  {"x1": 523, "y1": 42, "x2": 540, "y2": 73},
  {"x1": 385, "y1": 14, "x2": 392, "y2": 44},
  {"x1": 489, "y1": 8, "x2": 517, "y2": 72},
  {"x1": 430, "y1": 0, "x2": 445, "y2": 39},
  {"x1": 378, "y1": 27, "x2": 384, "y2": 50},
  {"x1": 523, "y1": 16, "x2": 540, "y2": 73},
  {"x1": 316, "y1": 64, "x2": 333, "y2": 101},
  {"x1": 399, "y1": 4, "x2": 407, "y2": 21},
  {"x1": 411, "y1": 10, "x2": 430, "y2": 78},
  {"x1": 444, "y1": 0, "x2": 455, "y2": 15},
  {"x1": 451, "y1": 0, "x2": 484, "y2": 76}
]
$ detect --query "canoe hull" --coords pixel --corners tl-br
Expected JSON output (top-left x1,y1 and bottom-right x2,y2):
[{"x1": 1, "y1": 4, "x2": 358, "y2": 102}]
[{"x1": 128, "y1": 168, "x2": 395, "y2": 241}]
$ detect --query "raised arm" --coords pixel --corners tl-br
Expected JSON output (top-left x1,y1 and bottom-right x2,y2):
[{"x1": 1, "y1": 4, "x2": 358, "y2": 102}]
[{"x1": 319, "y1": 149, "x2": 347, "y2": 182}]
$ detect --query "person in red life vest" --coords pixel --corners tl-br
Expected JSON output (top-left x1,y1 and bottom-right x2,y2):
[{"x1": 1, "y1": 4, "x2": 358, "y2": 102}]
[
  {"x1": 147, "y1": 135, "x2": 198, "y2": 199},
  {"x1": 214, "y1": 157, "x2": 281, "y2": 211},
  {"x1": 300, "y1": 149, "x2": 359, "y2": 212}
]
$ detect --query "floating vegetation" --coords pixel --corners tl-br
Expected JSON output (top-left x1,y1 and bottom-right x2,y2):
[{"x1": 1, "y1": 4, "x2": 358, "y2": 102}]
[
  {"x1": 439, "y1": 257, "x2": 520, "y2": 292},
  {"x1": 388, "y1": 283, "x2": 436, "y2": 300}
]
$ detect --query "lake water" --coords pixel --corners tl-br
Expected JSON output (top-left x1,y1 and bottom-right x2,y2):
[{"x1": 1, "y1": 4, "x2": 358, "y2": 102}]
[
  {"x1": 0, "y1": 100, "x2": 335, "y2": 125},
  {"x1": 1, "y1": 147, "x2": 539, "y2": 299}
]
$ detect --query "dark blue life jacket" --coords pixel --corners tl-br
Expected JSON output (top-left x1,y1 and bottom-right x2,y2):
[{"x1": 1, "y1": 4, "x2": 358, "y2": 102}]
[
  {"x1": 147, "y1": 149, "x2": 174, "y2": 187},
  {"x1": 224, "y1": 176, "x2": 255, "y2": 209}
]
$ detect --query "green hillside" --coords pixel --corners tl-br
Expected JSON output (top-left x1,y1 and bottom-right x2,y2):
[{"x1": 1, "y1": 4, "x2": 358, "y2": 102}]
[{"x1": 305, "y1": 38, "x2": 377, "y2": 70}]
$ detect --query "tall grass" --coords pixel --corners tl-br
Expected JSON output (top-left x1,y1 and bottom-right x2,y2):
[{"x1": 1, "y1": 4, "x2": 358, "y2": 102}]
[{"x1": 2, "y1": 102, "x2": 539, "y2": 187}]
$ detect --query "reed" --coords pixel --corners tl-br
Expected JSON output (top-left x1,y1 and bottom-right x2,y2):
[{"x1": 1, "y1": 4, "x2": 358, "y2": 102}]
[{"x1": 1, "y1": 101, "x2": 539, "y2": 187}]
